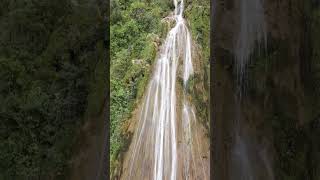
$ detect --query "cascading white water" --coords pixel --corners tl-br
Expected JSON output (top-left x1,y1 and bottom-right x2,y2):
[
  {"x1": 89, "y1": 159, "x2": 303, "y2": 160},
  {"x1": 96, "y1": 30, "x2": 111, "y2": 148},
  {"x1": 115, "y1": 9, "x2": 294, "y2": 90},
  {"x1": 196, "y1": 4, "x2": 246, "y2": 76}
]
[
  {"x1": 121, "y1": 0, "x2": 209, "y2": 180},
  {"x1": 235, "y1": 0, "x2": 267, "y2": 82},
  {"x1": 232, "y1": 0, "x2": 273, "y2": 180}
]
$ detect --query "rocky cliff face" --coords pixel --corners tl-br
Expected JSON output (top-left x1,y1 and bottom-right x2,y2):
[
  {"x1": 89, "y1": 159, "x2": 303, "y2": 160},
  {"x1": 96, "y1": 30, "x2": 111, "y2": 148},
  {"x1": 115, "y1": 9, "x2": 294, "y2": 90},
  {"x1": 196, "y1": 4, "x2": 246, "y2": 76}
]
[
  {"x1": 110, "y1": 1, "x2": 210, "y2": 179},
  {"x1": 212, "y1": 0, "x2": 320, "y2": 179}
]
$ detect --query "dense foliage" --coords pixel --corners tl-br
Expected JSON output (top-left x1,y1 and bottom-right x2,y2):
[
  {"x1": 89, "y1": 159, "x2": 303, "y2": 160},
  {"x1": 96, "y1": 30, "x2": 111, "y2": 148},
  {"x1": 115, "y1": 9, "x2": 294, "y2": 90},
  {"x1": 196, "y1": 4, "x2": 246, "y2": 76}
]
[
  {"x1": 110, "y1": 0, "x2": 171, "y2": 175},
  {"x1": 0, "y1": 0, "x2": 107, "y2": 179},
  {"x1": 110, "y1": 0, "x2": 209, "y2": 177},
  {"x1": 185, "y1": 0, "x2": 210, "y2": 128}
]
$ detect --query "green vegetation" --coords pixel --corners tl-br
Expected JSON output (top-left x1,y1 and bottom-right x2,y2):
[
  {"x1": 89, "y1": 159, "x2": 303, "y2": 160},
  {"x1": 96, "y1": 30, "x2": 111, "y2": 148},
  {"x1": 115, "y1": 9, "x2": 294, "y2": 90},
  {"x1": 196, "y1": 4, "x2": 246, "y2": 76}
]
[
  {"x1": 0, "y1": 0, "x2": 107, "y2": 179},
  {"x1": 185, "y1": 0, "x2": 210, "y2": 129},
  {"x1": 185, "y1": 0, "x2": 210, "y2": 62},
  {"x1": 110, "y1": 0, "x2": 171, "y2": 176},
  {"x1": 110, "y1": 0, "x2": 210, "y2": 177}
]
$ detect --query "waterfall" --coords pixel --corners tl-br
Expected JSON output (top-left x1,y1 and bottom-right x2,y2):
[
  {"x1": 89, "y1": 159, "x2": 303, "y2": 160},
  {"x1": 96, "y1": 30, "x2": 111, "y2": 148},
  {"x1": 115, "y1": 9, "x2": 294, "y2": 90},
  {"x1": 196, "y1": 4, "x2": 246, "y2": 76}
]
[
  {"x1": 121, "y1": 0, "x2": 209, "y2": 179},
  {"x1": 232, "y1": 0, "x2": 273, "y2": 180},
  {"x1": 235, "y1": 0, "x2": 267, "y2": 84}
]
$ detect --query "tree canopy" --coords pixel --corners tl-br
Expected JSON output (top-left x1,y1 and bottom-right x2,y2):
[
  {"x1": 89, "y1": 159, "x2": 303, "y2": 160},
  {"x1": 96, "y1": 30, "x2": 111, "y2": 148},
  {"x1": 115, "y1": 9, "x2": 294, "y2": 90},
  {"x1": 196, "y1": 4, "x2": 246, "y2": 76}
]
[{"x1": 0, "y1": 0, "x2": 107, "y2": 179}]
